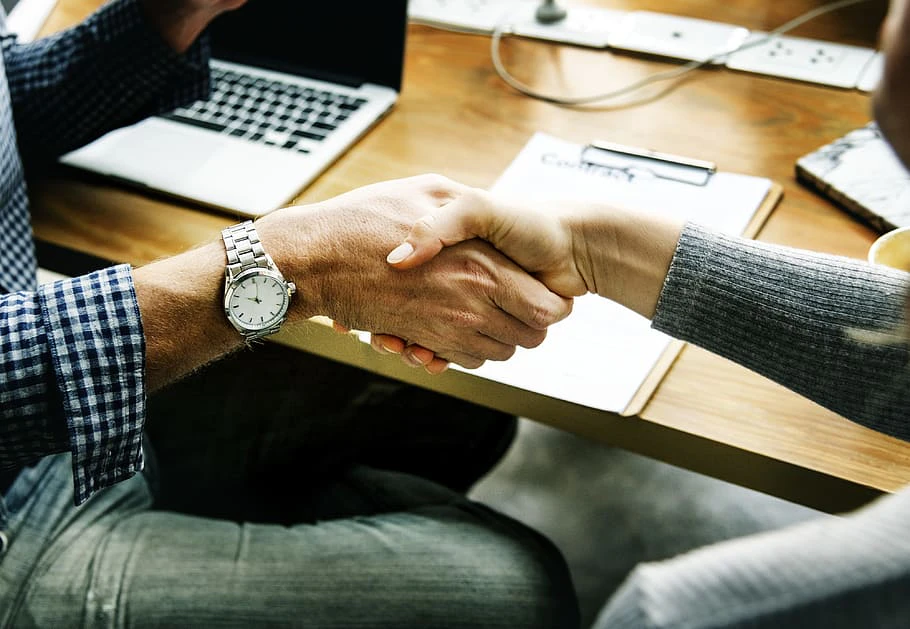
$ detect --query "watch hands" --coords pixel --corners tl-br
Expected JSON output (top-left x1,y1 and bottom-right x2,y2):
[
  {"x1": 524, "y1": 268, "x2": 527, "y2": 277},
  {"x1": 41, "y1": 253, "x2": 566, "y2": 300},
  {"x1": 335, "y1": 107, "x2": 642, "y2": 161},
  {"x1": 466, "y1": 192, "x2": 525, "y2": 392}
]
[{"x1": 247, "y1": 281, "x2": 262, "y2": 304}]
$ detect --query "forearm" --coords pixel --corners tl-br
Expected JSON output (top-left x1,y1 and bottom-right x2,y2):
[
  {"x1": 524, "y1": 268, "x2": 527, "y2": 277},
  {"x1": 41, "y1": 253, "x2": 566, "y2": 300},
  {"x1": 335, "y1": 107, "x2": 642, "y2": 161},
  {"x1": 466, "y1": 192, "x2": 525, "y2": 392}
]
[
  {"x1": 133, "y1": 240, "x2": 242, "y2": 393},
  {"x1": 652, "y1": 224, "x2": 910, "y2": 439},
  {"x1": 573, "y1": 206, "x2": 684, "y2": 318},
  {"x1": 132, "y1": 211, "x2": 327, "y2": 392},
  {"x1": 572, "y1": 207, "x2": 910, "y2": 435}
]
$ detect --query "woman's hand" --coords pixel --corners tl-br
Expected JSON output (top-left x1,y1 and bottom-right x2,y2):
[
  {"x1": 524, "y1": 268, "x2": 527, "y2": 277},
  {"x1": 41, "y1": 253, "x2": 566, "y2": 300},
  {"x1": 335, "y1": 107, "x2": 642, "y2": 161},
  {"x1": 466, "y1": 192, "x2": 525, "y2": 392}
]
[{"x1": 386, "y1": 187, "x2": 590, "y2": 298}]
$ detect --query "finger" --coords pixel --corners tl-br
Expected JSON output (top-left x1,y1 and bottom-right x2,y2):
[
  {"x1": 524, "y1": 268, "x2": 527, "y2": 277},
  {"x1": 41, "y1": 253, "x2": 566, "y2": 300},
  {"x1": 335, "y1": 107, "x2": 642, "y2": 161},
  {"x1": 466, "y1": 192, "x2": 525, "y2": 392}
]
[
  {"x1": 434, "y1": 350, "x2": 485, "y2": 370},
  {"x1": 476, "y1": 313, "x2": 551, "y2": 350},
  {"x1": 387, "y1": 190, "x2": 503, "y2": 270},
  {"x1": 404, "y1": 334, "x2": 511, "y2": 366},
  {"x1": 403, "y1": 344, "x2": 436, "y2": 367},
  {"x1": 371, "y1": 333, "x2": 406, "y2": 354},
  {"x1": 490, "y1": 267, "x2": 575, "y2": 332},
  {"x1": 451, "y1": 332, "x2": 518, "y2": 363},
  {"x1": 424, "y1": 357, "x2": 450, "y2": 374},
  {"x1": 369, "y1": 335, "x2": 391, "y2": 355}
]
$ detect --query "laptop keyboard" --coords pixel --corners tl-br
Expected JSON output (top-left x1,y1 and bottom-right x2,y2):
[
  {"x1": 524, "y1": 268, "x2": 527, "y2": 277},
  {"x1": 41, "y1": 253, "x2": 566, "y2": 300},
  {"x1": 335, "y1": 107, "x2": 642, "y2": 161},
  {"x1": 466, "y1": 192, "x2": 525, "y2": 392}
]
[{"x1": 159, "y1": 66, "x2": 368, "y2": 154}]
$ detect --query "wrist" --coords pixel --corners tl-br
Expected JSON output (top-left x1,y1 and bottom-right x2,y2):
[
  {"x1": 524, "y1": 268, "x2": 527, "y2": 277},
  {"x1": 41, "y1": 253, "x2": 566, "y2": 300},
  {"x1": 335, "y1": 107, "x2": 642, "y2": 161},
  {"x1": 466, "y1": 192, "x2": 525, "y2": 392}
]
[
  {"x1": 253, "y1": 207, "x2": 332, "y2": 323},
  {"x1": 133, "y1": 239, "x2": 242, "y2": 391},
  {"x1": 576, "y1": 207, "x2": 684, "y2": 319}
]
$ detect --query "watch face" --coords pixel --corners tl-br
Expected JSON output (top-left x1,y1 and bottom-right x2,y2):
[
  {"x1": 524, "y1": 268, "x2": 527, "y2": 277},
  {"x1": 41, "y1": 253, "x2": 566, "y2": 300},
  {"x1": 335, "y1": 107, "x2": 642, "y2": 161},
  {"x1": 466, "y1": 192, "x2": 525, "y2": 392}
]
[{"x1": 226, "y1": 272, "x2": 291, "y2": 332}]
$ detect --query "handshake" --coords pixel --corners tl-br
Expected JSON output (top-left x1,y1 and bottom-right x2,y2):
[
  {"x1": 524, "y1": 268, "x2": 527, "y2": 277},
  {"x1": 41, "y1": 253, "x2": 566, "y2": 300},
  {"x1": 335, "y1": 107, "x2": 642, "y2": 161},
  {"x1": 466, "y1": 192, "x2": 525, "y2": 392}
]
[{"x1": 255, "y1": 173, "x2": 684, "y2": 374}]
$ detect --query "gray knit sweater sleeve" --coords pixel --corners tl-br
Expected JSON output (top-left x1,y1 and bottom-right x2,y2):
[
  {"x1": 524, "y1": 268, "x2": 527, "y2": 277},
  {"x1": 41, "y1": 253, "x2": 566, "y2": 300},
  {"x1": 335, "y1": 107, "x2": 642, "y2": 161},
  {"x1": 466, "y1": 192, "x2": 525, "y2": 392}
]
[{"x1": 652, "y1": 223, "x2": 910, "y2": 440}]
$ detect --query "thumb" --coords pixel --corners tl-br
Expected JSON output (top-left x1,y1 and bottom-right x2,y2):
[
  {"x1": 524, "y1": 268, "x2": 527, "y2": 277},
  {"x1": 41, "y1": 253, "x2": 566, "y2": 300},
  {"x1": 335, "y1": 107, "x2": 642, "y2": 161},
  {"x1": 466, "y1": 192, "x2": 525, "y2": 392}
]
[{"x1": 386, "y1": 193, "x2": 494, "y2": 269}]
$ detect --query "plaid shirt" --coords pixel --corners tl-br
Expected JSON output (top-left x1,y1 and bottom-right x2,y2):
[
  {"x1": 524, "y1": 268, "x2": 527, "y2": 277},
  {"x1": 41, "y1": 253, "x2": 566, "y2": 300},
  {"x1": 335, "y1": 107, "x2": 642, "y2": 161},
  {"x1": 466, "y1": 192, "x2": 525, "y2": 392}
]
[{"x1": 0, "y1": 0, "x2": 210, "y2": 505}]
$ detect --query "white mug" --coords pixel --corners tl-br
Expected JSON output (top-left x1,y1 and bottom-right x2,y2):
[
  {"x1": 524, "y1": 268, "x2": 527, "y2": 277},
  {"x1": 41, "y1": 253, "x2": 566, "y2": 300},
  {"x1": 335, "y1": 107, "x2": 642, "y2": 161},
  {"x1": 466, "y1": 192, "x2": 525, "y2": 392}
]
[{"x1": 868, "y1": 226, "x2": 910, "y2": 272}]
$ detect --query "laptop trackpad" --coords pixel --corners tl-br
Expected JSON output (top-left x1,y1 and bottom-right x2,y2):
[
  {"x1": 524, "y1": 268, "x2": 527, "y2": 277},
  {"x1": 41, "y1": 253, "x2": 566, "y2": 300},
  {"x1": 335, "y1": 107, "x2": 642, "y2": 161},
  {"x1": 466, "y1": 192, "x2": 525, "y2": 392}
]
[{"x1": 64, "y1": 119, "x2": 224, "y2": 186}]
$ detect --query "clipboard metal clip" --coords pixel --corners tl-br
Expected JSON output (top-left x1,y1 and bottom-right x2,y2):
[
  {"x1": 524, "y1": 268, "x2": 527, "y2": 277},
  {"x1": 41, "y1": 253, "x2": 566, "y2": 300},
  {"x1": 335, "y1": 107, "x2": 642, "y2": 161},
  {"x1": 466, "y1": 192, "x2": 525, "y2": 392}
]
[{"x1": 581, "y1": 141, "x2": 717, "y2": 186}]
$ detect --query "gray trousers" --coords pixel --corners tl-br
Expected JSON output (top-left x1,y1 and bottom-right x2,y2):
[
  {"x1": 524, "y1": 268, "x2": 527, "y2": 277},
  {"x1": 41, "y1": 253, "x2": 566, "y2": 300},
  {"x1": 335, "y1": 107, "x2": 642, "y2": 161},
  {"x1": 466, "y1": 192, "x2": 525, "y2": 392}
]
[{"x1": 0, "y1": 345, "x2": 580, "y2": 628}]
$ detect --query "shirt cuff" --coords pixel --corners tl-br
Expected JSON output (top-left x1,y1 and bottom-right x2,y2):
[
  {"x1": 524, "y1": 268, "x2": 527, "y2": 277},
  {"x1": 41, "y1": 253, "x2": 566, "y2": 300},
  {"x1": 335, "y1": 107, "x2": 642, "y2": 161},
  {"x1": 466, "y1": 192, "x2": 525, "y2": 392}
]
[{"x1": 38, "y1": 265, "x2": 146, "y2": 505}]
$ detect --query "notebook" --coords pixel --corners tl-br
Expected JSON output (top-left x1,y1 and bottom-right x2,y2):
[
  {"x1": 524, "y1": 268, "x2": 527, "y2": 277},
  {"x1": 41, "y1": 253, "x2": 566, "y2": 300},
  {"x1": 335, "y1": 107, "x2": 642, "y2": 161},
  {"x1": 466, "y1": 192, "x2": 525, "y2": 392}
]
[
  {"x1": 796, "y1": 122, "x2": 910, "y2": 233},
  {"x1": 59, "y1": 1, "x2": 408, "y2": 218}
]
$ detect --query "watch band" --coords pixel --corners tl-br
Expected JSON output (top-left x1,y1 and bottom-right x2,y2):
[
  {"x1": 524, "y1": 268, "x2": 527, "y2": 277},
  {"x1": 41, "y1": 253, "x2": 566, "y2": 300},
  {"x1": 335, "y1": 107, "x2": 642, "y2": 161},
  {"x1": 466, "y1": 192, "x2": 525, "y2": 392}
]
[{"x1": 222, "y1": 220, "x2": 273, "y2": 276}]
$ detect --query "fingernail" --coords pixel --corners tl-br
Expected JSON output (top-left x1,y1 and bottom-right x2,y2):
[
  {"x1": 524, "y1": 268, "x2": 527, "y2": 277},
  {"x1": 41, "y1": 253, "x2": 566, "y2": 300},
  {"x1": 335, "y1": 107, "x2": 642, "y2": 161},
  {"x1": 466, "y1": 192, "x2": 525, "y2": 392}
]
[
  {"x1": 380, "y1": 340, "x2": 400, "y2": 354},
  {"x1": 386, "y1": 242, "x2": 414, "y2": 264},
  {"x1": 404, "y1": 352, "x2": 426, "y2": 366}
]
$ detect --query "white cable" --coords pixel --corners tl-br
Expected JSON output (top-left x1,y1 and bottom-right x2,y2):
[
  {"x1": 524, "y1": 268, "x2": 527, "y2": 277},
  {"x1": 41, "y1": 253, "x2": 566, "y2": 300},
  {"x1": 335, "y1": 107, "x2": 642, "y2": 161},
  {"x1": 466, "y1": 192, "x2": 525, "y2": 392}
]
[{"x1": 490, "y1": 0, "x2": 875, "y2": 106}]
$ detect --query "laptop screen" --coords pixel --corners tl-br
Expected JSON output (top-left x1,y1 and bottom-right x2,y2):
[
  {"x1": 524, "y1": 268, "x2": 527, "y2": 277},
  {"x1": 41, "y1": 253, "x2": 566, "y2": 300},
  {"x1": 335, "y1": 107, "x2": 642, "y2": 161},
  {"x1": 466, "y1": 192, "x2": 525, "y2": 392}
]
[{"x1": 209, "y1": 1, "x2": 408, "y2": 91}]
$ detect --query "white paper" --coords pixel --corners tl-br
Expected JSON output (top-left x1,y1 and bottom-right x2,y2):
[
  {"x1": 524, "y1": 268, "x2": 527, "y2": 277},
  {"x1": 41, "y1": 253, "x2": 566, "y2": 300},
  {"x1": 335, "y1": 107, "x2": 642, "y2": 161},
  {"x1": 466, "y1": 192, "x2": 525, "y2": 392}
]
[{"x1": 451, "y1": 132, "x2": 772, "y2": 413}]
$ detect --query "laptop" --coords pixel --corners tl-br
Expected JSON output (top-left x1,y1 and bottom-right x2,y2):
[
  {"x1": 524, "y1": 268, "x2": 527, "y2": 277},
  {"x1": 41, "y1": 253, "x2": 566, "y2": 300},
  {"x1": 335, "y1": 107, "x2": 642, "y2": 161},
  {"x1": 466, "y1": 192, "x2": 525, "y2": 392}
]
[{"x1": 59, "y1": 1, "x2": 408, "y2": 217}]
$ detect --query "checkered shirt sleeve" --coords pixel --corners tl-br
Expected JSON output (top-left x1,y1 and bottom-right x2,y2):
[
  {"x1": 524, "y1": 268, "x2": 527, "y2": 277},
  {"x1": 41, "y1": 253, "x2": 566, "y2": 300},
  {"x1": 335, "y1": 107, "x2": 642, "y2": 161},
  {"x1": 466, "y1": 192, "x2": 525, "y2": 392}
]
[
  {"x1": 2, "y1": 0, "x2": 210, "y2": 167},
  {"x1": 2, "y1": 266, "x2": 145, "y2": 505}
]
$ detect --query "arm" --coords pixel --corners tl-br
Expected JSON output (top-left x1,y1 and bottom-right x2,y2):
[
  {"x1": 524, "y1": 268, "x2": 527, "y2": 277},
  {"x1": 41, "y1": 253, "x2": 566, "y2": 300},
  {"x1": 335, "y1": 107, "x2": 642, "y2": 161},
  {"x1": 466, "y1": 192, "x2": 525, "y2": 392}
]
[
  {"x1": 653, "y1": 224, "x2": 910, "y2": 440},
  {"x1": 594, "y1": 486, "x2": 910, "y2": 629},
  {"x1": 1, "y1": 175, "x2": 569, "y2": 504},
  {"x1": 2, "y1": 0, "x2": 219, "y2": 167},
  {"x1": 386, "y1": 194, "x2": 910, "y2": 441},
  {"x1": 137, "y1": 175, "x2": 573, "y2": 388}
]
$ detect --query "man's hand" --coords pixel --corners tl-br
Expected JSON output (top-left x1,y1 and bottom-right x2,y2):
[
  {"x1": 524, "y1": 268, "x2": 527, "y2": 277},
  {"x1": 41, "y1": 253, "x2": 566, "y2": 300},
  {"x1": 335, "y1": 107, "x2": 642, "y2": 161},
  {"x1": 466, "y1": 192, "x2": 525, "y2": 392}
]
[
  {"x1": 140, "y1": 0, "x2": 246, "y2": 53},
  {"x1": 255, "y1": 175, "x2": 574, "y2": 370}
]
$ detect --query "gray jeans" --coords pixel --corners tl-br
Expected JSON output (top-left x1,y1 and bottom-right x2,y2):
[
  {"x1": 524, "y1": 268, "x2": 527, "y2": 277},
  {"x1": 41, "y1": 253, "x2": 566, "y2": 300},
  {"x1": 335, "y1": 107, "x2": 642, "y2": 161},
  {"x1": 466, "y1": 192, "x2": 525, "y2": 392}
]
[{"x1": 0, "y1": 346, "x2": 579, "y2": 628}]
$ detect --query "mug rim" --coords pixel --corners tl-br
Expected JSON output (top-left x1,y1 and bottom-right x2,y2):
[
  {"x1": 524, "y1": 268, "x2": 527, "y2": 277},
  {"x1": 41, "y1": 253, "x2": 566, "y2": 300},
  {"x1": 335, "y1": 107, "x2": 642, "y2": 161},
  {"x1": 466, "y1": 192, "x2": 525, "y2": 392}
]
[{"x1": 869, "y1": 225, "x2": 910, "y2": 267}]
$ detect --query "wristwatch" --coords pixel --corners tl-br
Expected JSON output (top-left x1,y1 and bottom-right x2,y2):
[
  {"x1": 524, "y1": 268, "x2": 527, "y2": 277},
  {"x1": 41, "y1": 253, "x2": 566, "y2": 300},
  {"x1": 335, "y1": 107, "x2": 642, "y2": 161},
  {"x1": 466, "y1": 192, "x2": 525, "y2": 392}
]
[{"x1": 221, "y1": 220, "x2": 296, "y2": 340}]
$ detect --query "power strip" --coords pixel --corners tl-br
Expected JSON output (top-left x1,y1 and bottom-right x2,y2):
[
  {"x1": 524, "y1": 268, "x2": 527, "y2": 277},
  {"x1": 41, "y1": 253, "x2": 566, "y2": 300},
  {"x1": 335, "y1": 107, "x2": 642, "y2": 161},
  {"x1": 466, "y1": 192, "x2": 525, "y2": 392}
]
[
  {"x1": 409, "y1": 1, "x2": 880, "y2": 90},
  {"x1": 607, "y1": 11, "x2": 749, "y2": 64},
  {"x1": 408, "y1": 0, "x2": 623, "y2": 48},
  {"x1": 509, "y1": 4, "x2": 626, "y2": 48}
]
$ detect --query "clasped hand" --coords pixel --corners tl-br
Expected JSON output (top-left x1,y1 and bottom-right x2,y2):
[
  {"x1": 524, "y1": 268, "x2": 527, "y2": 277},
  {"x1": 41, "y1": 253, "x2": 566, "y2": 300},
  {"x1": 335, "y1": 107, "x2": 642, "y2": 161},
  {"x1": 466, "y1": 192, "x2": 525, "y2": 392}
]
[
  {"x1": 375, "y1": 187, "x2": 594, "y2": 372},
  {"x1": 255, "y1": 174, "x2": 574, "y2": 373}
]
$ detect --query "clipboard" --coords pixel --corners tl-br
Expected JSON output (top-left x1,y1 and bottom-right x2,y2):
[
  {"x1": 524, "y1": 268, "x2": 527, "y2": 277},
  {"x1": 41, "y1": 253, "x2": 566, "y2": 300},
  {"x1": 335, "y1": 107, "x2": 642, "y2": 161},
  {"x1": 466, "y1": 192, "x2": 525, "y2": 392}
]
[
  {"x1": 447, "y1": 132, "x2": 782, "y2": 417},
  {"x1": 580, "y1": 139, "x2": 782, "y2": 415}
]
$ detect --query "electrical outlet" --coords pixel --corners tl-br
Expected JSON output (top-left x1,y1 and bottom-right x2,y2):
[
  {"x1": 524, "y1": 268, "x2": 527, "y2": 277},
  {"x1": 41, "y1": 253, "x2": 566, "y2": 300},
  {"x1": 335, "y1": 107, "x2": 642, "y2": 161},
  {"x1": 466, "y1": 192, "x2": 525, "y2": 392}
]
[
  {"x1": 725, "y1": 33, "x2": 876, "y2": 88},
  {"x1": 856, "y1": 51, "x2": 884, "y2": 92},
  {"x1": 607, "y1": 11, "x2": 750, "y2": 64}
]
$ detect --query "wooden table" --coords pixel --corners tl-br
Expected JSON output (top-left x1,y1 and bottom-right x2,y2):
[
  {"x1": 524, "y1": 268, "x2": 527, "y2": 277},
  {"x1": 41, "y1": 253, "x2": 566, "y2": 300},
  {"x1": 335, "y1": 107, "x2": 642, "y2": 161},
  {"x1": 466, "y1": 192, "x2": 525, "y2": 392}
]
[{"x1": 31, "y1": 0, "x2": 910, "y2": 513}]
